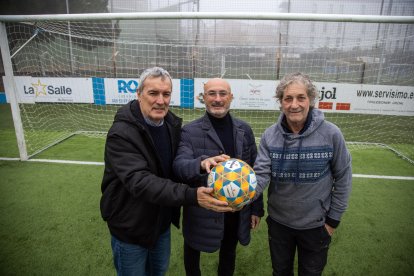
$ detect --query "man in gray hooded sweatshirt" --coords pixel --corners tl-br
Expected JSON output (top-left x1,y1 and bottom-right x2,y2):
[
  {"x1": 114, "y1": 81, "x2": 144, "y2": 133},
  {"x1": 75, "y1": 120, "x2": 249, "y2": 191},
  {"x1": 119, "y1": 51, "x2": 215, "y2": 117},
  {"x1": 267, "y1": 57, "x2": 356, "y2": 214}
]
[{"x1": 253, "y1": 72, "x2": 352, "y2": 276}]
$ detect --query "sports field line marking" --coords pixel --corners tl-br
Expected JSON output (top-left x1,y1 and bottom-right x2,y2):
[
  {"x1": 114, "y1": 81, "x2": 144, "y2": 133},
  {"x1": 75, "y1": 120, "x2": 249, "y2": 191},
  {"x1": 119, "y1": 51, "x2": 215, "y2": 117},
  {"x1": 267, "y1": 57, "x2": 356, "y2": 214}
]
[
  {"x1": 0, "y1": 157, "x2": 20, "y2": 161},
  {"x1": 28, "y1": 159, "x2": 105, "y2": 166},
  {"x1": 0, "y1": 157, "x2": 104, "y2": 166},
  {"x1": 352, "y1": 174, "x2": 414, "y2": 181},
  {"x1": 1, "y1": 157, "x2": 413, "y2": 180}
]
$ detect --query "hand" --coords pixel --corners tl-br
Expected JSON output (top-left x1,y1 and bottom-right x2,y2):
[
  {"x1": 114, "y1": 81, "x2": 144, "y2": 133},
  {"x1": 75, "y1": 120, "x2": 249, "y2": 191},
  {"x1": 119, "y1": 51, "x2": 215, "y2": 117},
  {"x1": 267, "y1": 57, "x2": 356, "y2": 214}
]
[
  {"x1": 232, "y1": 205, "x2": 244, "y2": 212},
  {"x1": 251, "y1": 215, "x2": 261, "y2": 229},
  {"x1": 324, "y1": 224, "x2": 335, "y2": 236},
  {"x1": 201, "y1": 154, "x2": 230, "y2": 173},
  {"x1": 196, "y1": 187, "x2": 233, "y2": 212}
]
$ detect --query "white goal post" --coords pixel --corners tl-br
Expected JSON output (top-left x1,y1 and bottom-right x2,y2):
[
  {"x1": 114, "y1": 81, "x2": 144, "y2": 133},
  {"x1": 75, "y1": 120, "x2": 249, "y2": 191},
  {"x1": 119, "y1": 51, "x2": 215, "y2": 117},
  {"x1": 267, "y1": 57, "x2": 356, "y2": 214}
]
[{"x1": 0, "y1": 12, "x2": 413, "y2": 162}]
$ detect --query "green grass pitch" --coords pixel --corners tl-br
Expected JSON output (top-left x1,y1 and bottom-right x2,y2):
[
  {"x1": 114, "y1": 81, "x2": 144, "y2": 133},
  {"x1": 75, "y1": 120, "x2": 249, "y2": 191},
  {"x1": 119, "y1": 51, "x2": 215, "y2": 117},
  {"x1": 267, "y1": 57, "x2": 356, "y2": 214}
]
[{"x1": 0, "y1": 103, "x2": 413, "y2": 275}]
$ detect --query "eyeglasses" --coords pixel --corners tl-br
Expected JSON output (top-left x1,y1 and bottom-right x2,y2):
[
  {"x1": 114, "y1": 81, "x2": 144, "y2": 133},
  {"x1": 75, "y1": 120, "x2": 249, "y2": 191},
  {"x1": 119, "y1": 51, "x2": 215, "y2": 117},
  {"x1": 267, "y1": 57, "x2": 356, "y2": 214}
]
[{"x1": 205, "y1": 91, "x2": 230, "y2": 98}]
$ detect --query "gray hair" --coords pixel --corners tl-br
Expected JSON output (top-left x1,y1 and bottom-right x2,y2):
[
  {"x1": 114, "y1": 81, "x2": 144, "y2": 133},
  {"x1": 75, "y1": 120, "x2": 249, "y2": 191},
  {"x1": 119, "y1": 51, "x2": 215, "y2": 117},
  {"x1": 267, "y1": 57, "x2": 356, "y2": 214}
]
[
  {"x1": 275, "y1": 72, "x2": 319, "y2": 107},
  {"x1": 137, "y1": 67, "x2": 172, "y2": 94}
]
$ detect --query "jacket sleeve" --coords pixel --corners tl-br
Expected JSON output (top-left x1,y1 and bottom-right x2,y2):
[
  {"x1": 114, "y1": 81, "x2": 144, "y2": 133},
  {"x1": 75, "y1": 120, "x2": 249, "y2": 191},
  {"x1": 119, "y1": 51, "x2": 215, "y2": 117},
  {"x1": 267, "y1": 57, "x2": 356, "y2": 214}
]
[
  {"x1": 250, "y1": 193, "x2": 265, "y2": 217},
  {"x1": 253, "y1": 130, "x2": 272, "y2": 199},
  {"x1": 245, "y1": 125, "x2": 264, "y2": 217},
  {"x1": 104, "y1": 123, "x2": 198, "y2": 207},
  {"x1": 173, "y1": 126, "x2": 208, "y2": 187},
  {"x1": 245, "y1": 125, "x2": 258, "y2": 168},
  {"x1": 327, "y1": 126, "x2": 352, "y2": 226}
]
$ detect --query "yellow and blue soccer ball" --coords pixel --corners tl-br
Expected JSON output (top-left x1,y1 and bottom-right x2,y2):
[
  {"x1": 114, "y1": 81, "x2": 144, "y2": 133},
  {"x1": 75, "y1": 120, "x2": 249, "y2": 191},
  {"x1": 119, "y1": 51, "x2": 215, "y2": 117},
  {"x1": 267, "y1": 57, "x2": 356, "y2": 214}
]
[{"x1": 207, "y1": 158, "x2": 257, "y2": 208}]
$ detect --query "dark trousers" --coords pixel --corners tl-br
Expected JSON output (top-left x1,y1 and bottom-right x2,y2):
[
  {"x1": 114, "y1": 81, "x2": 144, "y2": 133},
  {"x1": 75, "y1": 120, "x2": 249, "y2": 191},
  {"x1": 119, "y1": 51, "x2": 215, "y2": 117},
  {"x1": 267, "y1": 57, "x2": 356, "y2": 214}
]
[
  {"x1": 184, "y1": 212, "x2": 239, "y2": 276},
  {"x1": 266, "y1": 217, "x2": 331, "y2": 276}
]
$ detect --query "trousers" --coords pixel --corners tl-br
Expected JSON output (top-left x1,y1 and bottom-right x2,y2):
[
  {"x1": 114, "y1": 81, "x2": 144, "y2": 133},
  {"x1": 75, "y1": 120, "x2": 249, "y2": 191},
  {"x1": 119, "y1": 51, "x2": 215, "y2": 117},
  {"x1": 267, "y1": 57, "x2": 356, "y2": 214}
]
[
  {"x1": 184, "y1": 212, "x2": 239, "y2": 276},
  {"x1": 267, "y1": 217, "x2": 331, "y2": 276},
  {"x1": 111, "y1": 227, "x2": 171, "y2": 276}
]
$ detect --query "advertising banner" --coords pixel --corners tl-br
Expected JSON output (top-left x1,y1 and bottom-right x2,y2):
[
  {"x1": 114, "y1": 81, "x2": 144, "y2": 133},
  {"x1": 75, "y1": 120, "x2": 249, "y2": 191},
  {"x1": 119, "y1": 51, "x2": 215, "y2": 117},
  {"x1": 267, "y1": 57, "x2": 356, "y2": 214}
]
[
  {"x1": 194, "y1": 78, "x2": 414, "y2": 116},
  {"x1": 103, "y1": 78, "x2": 181, "y2": 106},
  {"x1": 314, "y1": 82, "x2": 414, "y2": 116},
  {"x1": 194, "y1": 78, "x2": 279, "y2": 110},
  {"x1": 3, "y1": 76, "x2": 413, "y2": 116},
  {"x1": 3, "y1": 76, "x2": 94, "y2": 104}
]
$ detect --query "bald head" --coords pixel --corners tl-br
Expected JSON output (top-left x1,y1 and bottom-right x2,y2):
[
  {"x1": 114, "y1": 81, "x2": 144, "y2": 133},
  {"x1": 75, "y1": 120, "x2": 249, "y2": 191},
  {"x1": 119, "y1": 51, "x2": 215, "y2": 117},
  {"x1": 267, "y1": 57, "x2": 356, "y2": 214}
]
[
  {"x1": 203, "y1": 78, "x2": 231, "y2": 93},
  {"x1": 203, "y1": 78, "x2": 233, "y2": 118}
]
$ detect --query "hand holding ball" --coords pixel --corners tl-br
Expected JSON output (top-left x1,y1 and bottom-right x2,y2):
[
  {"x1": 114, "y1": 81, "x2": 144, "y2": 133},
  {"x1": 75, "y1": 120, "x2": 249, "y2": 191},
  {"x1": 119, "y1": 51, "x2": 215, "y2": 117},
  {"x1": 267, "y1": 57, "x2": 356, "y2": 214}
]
[{"x1": 207, "y1": 158, "x2": 257, "y2": 209}]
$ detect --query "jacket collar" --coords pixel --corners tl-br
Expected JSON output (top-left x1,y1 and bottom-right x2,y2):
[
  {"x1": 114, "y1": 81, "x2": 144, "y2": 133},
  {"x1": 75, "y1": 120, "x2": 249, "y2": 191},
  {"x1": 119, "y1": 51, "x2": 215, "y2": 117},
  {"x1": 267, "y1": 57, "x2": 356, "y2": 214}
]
[
  {"x1": 127, "y1": 100, "x2": 182, "y2": 129},
  {"x1": 200, "y1": 112, "x2": 245, "y2": 158}
]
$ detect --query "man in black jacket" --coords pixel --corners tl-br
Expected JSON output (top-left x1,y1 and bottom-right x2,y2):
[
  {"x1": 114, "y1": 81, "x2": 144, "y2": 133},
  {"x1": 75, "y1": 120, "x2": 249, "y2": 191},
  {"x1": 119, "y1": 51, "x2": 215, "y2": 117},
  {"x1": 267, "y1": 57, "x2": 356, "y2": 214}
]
[{"x1": 100, "y1": 67, "x2": 232, "y2": 276}]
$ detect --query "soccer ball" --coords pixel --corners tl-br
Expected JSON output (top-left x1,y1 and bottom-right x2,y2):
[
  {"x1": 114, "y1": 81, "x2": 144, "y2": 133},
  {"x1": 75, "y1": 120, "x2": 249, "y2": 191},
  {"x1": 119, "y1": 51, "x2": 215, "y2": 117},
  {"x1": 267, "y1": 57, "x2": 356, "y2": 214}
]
[{"x1": 207, "y1": 158, "x2": 257, "y2": 208}]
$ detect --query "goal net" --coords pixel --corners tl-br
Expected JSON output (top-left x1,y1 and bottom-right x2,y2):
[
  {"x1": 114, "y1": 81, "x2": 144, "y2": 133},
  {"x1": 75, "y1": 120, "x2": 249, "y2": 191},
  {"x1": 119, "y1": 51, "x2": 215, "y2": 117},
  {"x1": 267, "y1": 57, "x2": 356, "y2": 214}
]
[{"x1": 1, "y1": 13, "x2": 413, "y2": 162}]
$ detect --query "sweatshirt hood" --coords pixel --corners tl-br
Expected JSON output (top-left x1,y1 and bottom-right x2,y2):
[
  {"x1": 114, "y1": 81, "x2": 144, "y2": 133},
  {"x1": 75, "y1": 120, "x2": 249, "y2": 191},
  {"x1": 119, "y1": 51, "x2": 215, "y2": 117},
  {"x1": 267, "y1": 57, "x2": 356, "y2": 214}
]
[{"x1": 277, "y1": 108, "x2": 325, "y2": 139}]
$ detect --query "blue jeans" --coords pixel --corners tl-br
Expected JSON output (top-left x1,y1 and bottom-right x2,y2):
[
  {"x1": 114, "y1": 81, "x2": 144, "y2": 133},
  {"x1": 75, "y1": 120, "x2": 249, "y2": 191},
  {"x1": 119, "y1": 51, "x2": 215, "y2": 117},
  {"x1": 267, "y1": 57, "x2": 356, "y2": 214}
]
[{"x1": 111, "y1": 227, "x2": 171, "y2": 276}]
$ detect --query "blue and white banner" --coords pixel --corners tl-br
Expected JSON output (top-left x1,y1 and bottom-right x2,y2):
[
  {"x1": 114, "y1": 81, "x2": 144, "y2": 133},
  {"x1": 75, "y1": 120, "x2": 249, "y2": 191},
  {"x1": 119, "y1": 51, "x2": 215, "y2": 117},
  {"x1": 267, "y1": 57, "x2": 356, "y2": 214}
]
[
  {"x1": 2, "y1": 76, "x2": 413, "y2": 116},
  {"x1": 102, "y1": 78, "x2": 181, "y2": 106}
]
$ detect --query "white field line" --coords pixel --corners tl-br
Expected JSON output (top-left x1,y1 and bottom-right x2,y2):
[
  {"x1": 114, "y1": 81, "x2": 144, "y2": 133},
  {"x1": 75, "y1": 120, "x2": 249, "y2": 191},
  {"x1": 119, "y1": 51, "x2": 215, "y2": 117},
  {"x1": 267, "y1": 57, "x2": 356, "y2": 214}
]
[
  {"x1": 0, "y1": 157, "x2": 20, "y2": 161},
  {"x1": 1, "y1": 157, "x2": 413, "y2": 180},
  {"x1": 352, "y1": 174, "x2": 414, "y2": 181},
  {"x1": 0, "y1": 157, "x2": 104, "y2": 166},
  {"x1": 28, "y1": 159, "x2": 105, "y2": 166}
]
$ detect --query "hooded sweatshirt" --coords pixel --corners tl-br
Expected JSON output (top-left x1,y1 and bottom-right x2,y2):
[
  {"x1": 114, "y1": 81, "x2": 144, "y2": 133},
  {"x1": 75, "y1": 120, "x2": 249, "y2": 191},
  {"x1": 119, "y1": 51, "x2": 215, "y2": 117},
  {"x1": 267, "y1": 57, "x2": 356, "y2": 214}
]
[{"x1": 254, "y1": 108, "x2": 352, "y2": 230}]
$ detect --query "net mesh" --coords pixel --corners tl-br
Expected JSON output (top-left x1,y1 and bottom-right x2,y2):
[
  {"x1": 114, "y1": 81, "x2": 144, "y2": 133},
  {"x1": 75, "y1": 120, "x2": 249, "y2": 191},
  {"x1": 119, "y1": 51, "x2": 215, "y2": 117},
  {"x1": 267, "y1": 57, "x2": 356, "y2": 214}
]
[{"x1": 2, "y1": 16, "x2": 414, "y2": 161}]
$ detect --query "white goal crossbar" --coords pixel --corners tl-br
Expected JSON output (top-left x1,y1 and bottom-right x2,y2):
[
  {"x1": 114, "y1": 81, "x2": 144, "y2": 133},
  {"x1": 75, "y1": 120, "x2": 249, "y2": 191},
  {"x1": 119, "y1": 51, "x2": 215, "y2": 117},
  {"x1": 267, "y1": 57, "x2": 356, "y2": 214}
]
[{"x1": 0, "y1": 12, "x2": 413, "y2": 23}]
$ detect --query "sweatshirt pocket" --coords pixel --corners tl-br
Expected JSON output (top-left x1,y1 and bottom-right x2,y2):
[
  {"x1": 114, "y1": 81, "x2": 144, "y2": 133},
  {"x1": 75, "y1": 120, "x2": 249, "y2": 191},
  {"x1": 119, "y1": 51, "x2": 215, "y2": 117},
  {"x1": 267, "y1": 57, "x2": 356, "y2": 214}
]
[{"x1": 268, "y1": 195, "x2": 326, "y2": 229}]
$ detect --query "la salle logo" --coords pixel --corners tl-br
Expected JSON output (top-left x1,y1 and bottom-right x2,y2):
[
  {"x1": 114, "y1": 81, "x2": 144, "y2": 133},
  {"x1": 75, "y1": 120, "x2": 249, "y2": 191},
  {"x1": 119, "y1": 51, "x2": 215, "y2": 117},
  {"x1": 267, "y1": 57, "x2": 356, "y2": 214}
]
[
  {"x1": 28, "y1": 79, "x2": 47, "y2": 96},
  {"x1": 24, "y1": 79, "x2": 72, "y2": 96}
]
